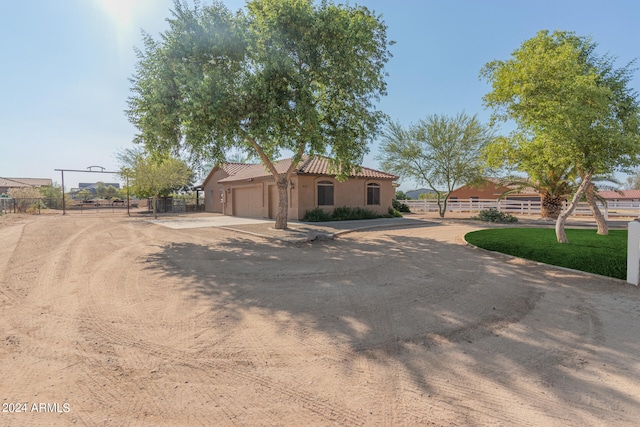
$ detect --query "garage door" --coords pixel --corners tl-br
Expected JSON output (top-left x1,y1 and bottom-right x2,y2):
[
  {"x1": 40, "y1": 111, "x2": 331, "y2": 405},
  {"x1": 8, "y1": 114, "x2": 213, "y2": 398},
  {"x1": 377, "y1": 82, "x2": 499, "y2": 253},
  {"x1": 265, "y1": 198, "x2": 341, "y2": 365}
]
[{"x1": 232, "y1": 186, "x2": 263, "y2": 217}]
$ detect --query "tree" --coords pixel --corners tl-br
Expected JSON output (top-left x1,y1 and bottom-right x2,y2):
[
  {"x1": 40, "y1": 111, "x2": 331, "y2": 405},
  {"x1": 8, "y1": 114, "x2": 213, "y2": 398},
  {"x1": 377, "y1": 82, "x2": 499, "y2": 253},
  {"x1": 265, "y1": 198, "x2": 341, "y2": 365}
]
[
  {"x1": 118, "y1": 148, "x2": 193, "y2": 219},
  {"x1": 498, "y1": 171, "x2": 575, "y2": 220},
  {"x1": 39, "y1": 182, "x2": 65, "y2": 210},
  {"x1": 395, "y1": 190, "x2": 408, "y2": 200},
  {"x1": 377, "y1": 113, "x2": 493, "y2": 218},
  {"x1": 481, "y1": 30, "x2": 640, "y2": 242},
  {"x1": 127, "y1": 0, "x2": 392, "y2": 229}
]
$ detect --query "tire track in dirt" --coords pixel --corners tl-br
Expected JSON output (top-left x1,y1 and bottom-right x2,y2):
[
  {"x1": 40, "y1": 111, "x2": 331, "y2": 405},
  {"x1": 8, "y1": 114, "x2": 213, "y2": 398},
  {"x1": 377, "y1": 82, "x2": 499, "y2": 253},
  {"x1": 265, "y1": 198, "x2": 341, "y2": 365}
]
[{"x1": 69, "y1": 221, "x2": 365, "y2": 426}]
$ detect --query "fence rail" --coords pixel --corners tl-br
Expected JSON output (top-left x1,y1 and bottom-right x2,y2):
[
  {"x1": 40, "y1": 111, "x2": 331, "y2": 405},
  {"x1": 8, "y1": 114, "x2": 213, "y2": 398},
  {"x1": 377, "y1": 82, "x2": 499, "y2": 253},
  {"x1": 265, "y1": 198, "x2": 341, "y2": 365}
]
[{"x1": 402, "y1": 198, "x2": 640, "y2": 219}]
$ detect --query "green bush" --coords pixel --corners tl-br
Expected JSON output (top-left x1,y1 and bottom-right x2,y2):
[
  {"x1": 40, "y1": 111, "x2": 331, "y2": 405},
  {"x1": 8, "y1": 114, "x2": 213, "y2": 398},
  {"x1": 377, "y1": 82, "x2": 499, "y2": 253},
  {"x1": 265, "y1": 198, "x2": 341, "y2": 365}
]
[
  {"x1": 332, "y1": 206, "x2": 380, "y2": 220},
  {"x1": 392, "y1": 199, "x2": 411, "y2": 213},
  {"x1": 386, "y1": 207, "x2": 403, "y2": 218},
  {"x1": 302, "y1": 208, "x2": 332, "y2": 222},
  {"x1": 471, "y1": 207, "x2": 518, "y2": 223},
  {"x1": 303, "y1": 206, "x2": 397, "y2": 222}
]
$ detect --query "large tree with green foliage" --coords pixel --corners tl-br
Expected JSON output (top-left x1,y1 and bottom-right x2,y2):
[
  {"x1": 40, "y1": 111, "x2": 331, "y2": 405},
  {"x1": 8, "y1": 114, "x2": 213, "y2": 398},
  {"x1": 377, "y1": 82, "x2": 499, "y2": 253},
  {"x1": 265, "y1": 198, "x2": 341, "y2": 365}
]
[
  {"x1": 127, "y1": 0, "x2": 392, "y2": 229},
  {"x1": 377, "y1": 113, "x2": 493, "y2": 218},
  {"x1": 481, "y1": 30, "x2": 640, "y2": 242},
  {"x1": 118, "y1": 149, "x2": 193, "y2": 219}
]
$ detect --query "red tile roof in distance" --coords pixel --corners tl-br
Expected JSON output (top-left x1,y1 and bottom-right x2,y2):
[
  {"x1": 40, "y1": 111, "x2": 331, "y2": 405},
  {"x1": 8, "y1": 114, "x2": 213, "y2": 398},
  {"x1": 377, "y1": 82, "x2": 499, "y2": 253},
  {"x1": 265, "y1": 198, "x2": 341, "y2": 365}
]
[
  {"x1": 217, "y1": 155, "x2": 397, "y2": 183},
  {"x1": 598, "y1": 190, "x2": 640, "y2": 199}
]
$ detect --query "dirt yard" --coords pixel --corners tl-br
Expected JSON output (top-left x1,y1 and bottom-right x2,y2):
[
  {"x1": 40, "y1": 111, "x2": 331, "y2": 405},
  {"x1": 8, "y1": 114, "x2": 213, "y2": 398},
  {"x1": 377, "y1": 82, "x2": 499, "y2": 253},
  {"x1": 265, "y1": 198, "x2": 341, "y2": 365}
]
[{"x1": 1, "y1": 213, "x2": 639, "y2": 426}]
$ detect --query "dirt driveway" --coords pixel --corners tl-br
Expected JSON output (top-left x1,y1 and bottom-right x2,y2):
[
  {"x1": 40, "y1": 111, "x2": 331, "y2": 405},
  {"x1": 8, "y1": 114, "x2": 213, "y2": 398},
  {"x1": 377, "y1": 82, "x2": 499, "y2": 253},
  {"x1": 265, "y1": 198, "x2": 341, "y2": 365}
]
[{"x1": 1, "y1": 213, "x2": 639, "y2": 426}]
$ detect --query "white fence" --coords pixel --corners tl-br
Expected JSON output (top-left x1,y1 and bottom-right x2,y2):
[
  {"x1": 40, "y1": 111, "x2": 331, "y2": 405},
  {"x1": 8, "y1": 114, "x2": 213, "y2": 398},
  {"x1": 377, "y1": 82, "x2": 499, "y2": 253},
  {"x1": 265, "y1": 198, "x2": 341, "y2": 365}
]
[{"x1": 402, "y1": 198, "x2": 640, "y2": 219}]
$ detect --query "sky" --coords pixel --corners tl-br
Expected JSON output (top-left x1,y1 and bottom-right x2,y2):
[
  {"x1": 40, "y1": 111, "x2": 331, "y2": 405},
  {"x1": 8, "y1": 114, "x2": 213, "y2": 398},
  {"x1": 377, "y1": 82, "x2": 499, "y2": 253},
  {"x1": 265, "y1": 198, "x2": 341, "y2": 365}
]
[{"x1": 2, "y1": 0, "x2": 639, "y2": 191}]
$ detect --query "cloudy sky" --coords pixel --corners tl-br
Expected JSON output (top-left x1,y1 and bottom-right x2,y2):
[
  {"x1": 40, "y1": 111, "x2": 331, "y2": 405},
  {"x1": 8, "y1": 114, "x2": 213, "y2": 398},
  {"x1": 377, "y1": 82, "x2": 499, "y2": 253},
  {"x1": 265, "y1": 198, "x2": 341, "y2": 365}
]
[{"x1": 2, "y1": 0, "x2": 639, "y2": 190}]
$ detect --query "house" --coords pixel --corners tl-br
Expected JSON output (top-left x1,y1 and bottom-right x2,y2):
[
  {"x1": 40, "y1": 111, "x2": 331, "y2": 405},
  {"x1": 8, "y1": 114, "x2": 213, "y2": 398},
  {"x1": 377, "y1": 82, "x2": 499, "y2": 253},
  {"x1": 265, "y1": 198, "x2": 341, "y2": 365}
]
[
  {"x1": 202, "y1": 155, "x2": 398, "y2": 220},
  {"x1": 597, "y1": 190, "x2": 640, "y2": 205},
  {"x1": 0, "y1": 177, "x2": 52, "y2": 195},
  {"x1": 448, "y1": 178, "x2": 540, "y2": 201}
]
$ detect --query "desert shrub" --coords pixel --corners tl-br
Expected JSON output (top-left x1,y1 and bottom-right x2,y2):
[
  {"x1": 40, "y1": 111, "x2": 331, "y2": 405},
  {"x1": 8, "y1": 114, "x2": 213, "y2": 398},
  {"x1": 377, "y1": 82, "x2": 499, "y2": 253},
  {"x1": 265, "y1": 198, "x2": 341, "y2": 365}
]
[
  {"x1": 471, "y1": 207, "x2": 518, "y2": 223},
  {"x1": 392, "y1": 199, "x2": 411, "y2": 213},
  {"x1": 303, "y1": 208, "x2": 332, "y2": 222},
  {"x1": 386, "y1": 207, "x2": 403, "y2": 218},
  {"x1": 332, "y1": 206, "x2": 380, "y2": 220},
  {"x1": 303, "y1": 206, "x2": 388, "y2": 222}
]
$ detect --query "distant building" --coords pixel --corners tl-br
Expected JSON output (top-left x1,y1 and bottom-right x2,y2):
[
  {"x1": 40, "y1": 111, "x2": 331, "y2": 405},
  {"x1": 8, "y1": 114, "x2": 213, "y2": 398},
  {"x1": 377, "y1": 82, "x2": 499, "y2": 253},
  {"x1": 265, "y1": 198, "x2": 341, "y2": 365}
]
[
  {"x1": 0, "y1": 177, "x2": 52, "y2": 195},
  {"x1": 597, "y1": 190, "x2": 640, "y2": 203},
  {"x1": 77, "y1": 182, "x2": 121, "y2": 194}
]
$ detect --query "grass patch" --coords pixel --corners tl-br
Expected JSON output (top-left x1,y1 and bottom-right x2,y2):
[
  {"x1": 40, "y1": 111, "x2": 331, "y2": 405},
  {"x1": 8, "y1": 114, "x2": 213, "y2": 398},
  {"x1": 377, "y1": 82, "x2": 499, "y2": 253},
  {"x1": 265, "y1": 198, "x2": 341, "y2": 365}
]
[{"x1": 464, "y1": 228, "x2": 627, "y2": 280}]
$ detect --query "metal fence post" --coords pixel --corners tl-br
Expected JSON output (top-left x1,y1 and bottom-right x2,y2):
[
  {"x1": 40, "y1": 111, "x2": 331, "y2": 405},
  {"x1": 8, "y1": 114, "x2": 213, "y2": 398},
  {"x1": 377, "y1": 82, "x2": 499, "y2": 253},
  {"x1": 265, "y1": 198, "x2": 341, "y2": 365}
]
[{"x1": 627, "y1": 220, "x2": 640, "y2": 286}]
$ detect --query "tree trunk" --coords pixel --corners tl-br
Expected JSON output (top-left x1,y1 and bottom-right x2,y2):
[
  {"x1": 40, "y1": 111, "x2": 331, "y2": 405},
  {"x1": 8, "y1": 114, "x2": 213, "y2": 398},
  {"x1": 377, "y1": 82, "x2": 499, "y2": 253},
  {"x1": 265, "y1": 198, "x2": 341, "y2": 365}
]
[
  {"x1": 275, "y1": 176, "x2": 289, "y2": 230},
  {"x1": 540, "y1": 193, "x2": 564, "y2": 219},
  {"x1": 585, "y1": 182, "x2": 608, "y2": 235},
  {"x1": 555, "y1": 174, "x2": 592, "y2": 243},
  {"x1": 436, "y1": 192, "x2": 446, "y2": 218},
  {"x1": 152, "y1": 196, "x2": 158, "y2": 219}
]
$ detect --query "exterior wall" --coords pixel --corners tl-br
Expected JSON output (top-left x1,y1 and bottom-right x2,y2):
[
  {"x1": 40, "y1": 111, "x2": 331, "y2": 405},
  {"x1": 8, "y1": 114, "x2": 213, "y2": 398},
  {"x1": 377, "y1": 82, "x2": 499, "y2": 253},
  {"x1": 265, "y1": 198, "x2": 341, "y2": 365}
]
[
  {"x1": 207, "y1": 171, "x2": 395, "y2": 220},
  {"x1": 203, "y1": 168, "x2": 230, "y2": 213},
  {"x1": 294, "y1": 175, "x2": 395, "y2": 220}
]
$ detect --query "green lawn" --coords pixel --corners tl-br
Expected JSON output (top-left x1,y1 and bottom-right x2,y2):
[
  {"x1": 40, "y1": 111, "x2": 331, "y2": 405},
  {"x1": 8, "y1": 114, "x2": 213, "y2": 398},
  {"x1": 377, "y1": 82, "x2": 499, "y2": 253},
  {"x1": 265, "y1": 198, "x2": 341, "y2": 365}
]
[{"x1": 464, "y1": 228, "x2": 627, "y2": 280}]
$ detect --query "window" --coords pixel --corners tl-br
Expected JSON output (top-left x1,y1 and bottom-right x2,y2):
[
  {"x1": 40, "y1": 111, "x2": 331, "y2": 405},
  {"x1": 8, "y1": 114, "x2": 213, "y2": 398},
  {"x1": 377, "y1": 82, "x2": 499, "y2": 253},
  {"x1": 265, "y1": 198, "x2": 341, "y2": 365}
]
[
  {"x1": 367, "y1": 183, "x2": 380, "y2": 205},
  {"x1": 317, "y1": 181, "x2": 334, "y2": 206}
]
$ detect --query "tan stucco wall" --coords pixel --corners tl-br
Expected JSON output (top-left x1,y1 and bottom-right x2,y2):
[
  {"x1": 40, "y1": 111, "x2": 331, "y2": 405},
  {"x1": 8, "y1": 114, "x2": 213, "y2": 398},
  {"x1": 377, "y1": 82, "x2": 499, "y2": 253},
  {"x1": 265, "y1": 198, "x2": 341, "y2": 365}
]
[
  {"x1": 203, "y1": 168, "x2": 230, "y2": 213},
  {"x1": 294, "y1": 175, "x2": 395, "y2": 219},
  {"x1": 205, "y1": 172, "x2": 395, "y2": 220}
]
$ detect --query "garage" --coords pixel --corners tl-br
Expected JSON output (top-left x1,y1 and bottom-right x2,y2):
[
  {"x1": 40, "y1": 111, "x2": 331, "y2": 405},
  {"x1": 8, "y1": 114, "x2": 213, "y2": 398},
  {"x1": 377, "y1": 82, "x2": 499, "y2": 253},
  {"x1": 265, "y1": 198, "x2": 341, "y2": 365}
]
[{"x1": 232, "y1": 185, "x2": 264, "y2": 217}]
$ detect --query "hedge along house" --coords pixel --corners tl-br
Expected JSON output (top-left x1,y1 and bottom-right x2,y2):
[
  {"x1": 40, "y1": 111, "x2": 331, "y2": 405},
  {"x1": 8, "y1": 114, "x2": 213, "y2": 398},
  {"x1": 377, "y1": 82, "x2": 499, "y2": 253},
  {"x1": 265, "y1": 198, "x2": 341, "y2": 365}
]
[{"x1": 202, "y1": 155, "x2": 398, "y2": 220}]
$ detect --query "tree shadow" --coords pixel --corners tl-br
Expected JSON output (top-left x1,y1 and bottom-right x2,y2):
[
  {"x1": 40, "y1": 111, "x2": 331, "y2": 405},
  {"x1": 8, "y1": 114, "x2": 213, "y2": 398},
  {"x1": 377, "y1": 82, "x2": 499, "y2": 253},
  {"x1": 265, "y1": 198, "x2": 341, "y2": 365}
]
[{"x1": 142, "y1": 226, "x2": 640, "y2": 423}]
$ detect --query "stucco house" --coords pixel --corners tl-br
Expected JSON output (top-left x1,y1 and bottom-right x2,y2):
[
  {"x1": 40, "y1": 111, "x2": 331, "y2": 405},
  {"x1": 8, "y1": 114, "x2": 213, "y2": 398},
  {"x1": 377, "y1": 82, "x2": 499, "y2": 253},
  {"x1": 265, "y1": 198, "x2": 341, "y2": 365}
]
[
  {"x1": 0, "y1": 177, "x2": 52, "y2": 195},
  {"x1": 202, "y1": 155, "x2": 398, "y2": 220}
]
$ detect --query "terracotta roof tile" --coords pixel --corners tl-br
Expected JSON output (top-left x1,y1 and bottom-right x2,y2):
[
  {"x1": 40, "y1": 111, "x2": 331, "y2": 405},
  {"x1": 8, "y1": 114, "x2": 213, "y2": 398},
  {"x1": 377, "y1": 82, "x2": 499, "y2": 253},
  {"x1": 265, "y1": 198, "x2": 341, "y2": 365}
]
[
  {"x1": 217, "y1": 155, "x2": 397, "y2": 183},
  {"x1": 598, "y1": 190, "x2": 640, "y2": 199}
]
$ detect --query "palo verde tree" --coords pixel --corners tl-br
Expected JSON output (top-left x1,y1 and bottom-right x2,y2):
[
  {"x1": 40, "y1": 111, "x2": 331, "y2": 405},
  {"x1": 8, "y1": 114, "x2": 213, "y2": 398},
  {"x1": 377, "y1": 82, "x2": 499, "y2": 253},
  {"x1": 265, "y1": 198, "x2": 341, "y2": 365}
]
[
  {"x1": 377, "y1": 113, "x2": 493, "y2": 218},
  {"x1": 485, "y1": 134, "x2": 577, "y2": 219},
  {"x1": 118, "y1": 148, "x2": 193, "y2": 219},
  {"x1": 481, "y1": 30, "x2": 640, "y2": 242},
  {"x1": 127, "y1": 0, "x2": 392, "y2": 229}
]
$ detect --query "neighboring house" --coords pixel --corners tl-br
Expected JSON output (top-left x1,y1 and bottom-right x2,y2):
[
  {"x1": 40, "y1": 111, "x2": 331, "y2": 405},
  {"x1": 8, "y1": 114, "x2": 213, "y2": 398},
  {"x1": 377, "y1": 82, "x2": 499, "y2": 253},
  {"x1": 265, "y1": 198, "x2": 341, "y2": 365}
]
[
  {"x1": 597, "y1": 190, "x2": 640, "y2": 204},
  {"x1": 448, "y1": 178, "x2": 540, "y2": 201},
  {"x1": 0, "y1": 177, "x2": 52, "y2": 195},
  {"x1": 202, "y1": 155, "x2": 398, "y2": 220}
]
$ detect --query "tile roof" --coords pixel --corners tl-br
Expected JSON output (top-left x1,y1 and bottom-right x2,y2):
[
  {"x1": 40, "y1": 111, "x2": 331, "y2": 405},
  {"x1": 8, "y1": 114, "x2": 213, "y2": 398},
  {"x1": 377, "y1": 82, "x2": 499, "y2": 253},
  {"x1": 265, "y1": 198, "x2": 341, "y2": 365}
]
[
  {"x1": 0, "y1": 177, "x2": 52, "y2": 188},
  {"x1": 598, "y1": 190, "x2": 640, "y2": 199},
  {"x1": 217, "y1": 155, "x2": 398, "y2": 183}
]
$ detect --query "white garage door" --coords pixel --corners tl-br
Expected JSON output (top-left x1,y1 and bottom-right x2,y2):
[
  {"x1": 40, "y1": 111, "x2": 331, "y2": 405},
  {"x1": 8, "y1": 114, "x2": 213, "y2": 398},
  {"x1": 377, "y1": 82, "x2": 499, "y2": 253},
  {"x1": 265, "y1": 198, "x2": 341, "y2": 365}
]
[{"x1": 232, "y1": 186, "x2": 263, "y2": 217}]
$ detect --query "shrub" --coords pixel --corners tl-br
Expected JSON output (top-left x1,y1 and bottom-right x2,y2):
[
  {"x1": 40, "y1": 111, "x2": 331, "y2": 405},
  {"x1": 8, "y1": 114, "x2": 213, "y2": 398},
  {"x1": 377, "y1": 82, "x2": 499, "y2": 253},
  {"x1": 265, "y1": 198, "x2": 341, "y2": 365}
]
[
  {"x1": 471, "y1": 207, "x2": 518, "y2": 223},
  {"x1": 303, "y1": 206, "x2": 392, "y2": 222},
  {"x1": 332, "y1": 206, "x2": 380, "y2": 220},
  {"x1": 392, "y1": 199, "x2": 411, "y2": 213},
  {"x1": 302, "y1": 208, "x2": 332, "y2": 222},
  {"x1": 386, "y1": 207, "x2": 403, "y2": 218}
]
